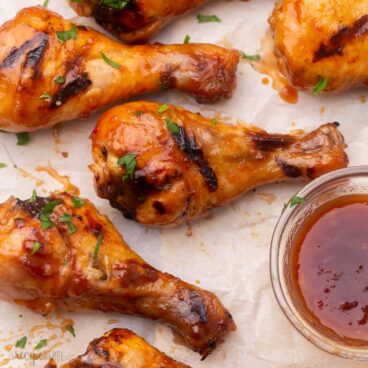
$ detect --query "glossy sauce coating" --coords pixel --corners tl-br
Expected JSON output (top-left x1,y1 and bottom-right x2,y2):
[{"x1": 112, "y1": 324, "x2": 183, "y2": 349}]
[
  {"x1": 91, "y1": 101, "x2": 348, "y2": 226},
  {"x1": 0, "y1": 7, "x2": 239, "y2": 132},
  {"x1": 69, "y1": 0, "x2": 208, "y2": 43},
  {"x1": 271, "y1": 0, "x2": 368, "y2": 93},
  {"x1": 45, "y1": 329, "x2": 190, "y2": 368},
  {"x1": 0, "y1": 192, "x2": 236, "y2": 358},
  {"x1": 293, "y1": 196, "x2": 368, "y2": 341}
]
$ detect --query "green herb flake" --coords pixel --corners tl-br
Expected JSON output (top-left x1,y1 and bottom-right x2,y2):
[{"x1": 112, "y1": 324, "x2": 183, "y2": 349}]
[
  {"x1": 0, "y1": 163, "x2": 6, "y2": 169},
  {"x1": 42, "y1": 0, "x2": 49, "y2": 7},
  {"x1": 39, "y1": 92, "x2": 51, "y2": 100},
  {"x1": 210, "y1": 118, "x2": 218, "y2": 125},
  {"x1": 197, "y1": 14, "x2": 221, "y2": 23},
  {"x1": 289, "y1": 195, "x2": 305, "y2": 208},
  {"x1": 16, "y1": 132, "x2": 30, "y2": 146},
  {"x1": 313, "y1": 77, "x2": 328, "y2": 95},
  {"x1": 41, "y1": 201, "x2": 60, "y2": 215},
  {"x1": 40, "y1": 213, "x2": 54, "y2": 230},
  {"x1": 54, "y1": 76, "x2": 65, "y2": 84},
  {"x1": 66, "y1": 324, "x2": 76, "y2": 337},
  {"x1": 93, "y1": 234, "x2": 103, "y2": 260},
  {"x1": 15, "y1": 336, "x2": 27, "y2": 349},
  {"x1": 28, "y1": 189, "x2": 37, "y2": 203},
  {"x1": 117, "y1": 153, "x2": 137, "y2": 181},
  {"x1": 184, "y1": 35, "x2": 191, "y2": 44},
  {"x1": 100, "y1": 52, "x2": 121, "y2": 70},
  {"x1": 101, "y1": 0, "x2": 130, "y2": 10},
  {"x1": 157, "y1": 104, "x2": 169, "y2": 114},
  {"x1": 134, "y1": 111, "x2": 144, "y2": 117},
  {"x1": 240, "y1": 51, "x2": 261, "y2": 62},
  {"x1": 35, "y1": 339, "x2": 47, "y2": 350},
  {"x1": 57, "y1": 25, "x2": 78, "y2": 43},
  {"x1": 165, "y1": 118, "x2": 180, "y2": 134},
  {"x1": 59, "y1": 213, "x2": 76, "y2": 234},
  {"x1": 71, "y1": 196, "x2": 85, "y2": 208},
  {"x1": 30, "y1": 241, "x2": 42, "y2": 256}
]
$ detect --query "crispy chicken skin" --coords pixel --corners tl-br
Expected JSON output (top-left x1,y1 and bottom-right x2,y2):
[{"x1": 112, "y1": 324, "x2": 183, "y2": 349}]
[
  {"x1": 0, "y1": 7, "x2": 239, "y2": 132},
  {"x1": 271, "y1": 0, "x2": 368, "y2": 92},
  {"x1": 0, "y1": 192, "x2": 235, "y2": 358},
  {"x1": 90, "y1": 102, "x2": 348, "y2": 226},
  {"x1": 69, "y1": 0, "x2": 208, "y2": 44},
  {"x1": 45, "y1": 329, "x2": 190, "y2": 368}
]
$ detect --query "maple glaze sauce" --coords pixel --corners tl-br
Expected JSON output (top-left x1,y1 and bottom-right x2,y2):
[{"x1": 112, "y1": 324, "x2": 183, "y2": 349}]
[{"x1": 292, "y1": 195, "x2": 368, "y2": 341}]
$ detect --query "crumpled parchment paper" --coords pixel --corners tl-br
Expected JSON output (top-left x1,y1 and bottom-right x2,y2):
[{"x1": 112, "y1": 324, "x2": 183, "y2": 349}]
[{"x1": 1, "y1": 1, "x2": 368, "y2": 367}]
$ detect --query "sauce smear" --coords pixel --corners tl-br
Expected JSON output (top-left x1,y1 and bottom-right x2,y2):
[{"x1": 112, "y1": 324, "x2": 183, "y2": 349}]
[{"x1": 293, "y1": 195, "x2": 368, "y2": 341}]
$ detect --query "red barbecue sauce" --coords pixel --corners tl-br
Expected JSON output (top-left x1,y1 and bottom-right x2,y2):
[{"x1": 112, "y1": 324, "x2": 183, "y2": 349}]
[{"x1": 292, "y1": 195, "x2": 368, "y2": 341}]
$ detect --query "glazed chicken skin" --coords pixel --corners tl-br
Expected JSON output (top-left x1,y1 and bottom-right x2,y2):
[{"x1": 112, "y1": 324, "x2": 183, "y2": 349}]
[
  {"x1": 0, "y1": 192, "x2": 235, "y2": 358},
  {"x1": 45, "y1": 329, "x2": 190, "y2": 368},
  {"x1": 271, "y1": 0, "x2": 368, "y2": 92},
  {"x1": 90, "y1": 102, "x2": 348, "y2": 226},
  {"x1": 0, "y1": 7, "x2": 239, "y2": 132},
  {"x1": 69, "y1": 0, "x2": 208, "y2": 44}
]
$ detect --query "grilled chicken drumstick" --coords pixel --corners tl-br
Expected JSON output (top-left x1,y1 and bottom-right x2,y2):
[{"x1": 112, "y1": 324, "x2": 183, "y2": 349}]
[
  {"x1": 0, "y1": 192, "x2": 235, "y2": 358},
  {"x1": 69, "y1": 0, "x2": 208, "y2": 44},
  {"x1": 91, "y1": 102, "x2": 348, "y2": 226},
  {"x1": 0, "y1": 7, "x2": 239, "y2": 132},
  {"x1": 271, "y1": 0, "x2": 368, "y2": 93},
  {"x1": 46, "y1": 329, "x2": 190, "y2": 368}
]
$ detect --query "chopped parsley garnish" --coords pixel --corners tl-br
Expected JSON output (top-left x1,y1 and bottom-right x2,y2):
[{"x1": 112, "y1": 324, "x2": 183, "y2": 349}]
[
  {"x1": 42, "y1": 0, "x2": 49, "y2": 7},
  {"x1": 42, "y1": 200, "x2": 60, "y2": 214},
  {"x1": 16, "y1": 132, "x2": 30, "y2": 146},
  {"x1": 286, "y1": 195, "x2": 305, "y2": 207},
  {"x1": 313, "y1": 77, "x2": 328, "y2": 95},
  {"x1": 40, "y1": 200, "x2": 60, "y2": 230},
  {"x1": 35, "y1": 339, "x2": 47, "y2": 350},
  {"x1": 93, "y1": 234, "x2": 103, "y2": 260},
  {"x1": 197, "y1": 14, "x2": 221, "y2": 23},
  {"x1": 29, "y1": 189, "x2": 37, "y2": 203},
  {"x1": 184, "y1": 35, "x2": 191, "y2": 44},
  {"x1": 30, "y1": 241, "x2": 42, "y2": 256},
  {"x1": 15, "y1": 336, "x2": 27, "y2": 349},
  {"x1": 59, "y1": 213, "x2": 76, "y2": 234},
  {"x1": 66, "y1": 324, "x2": 76, "y2": 337},
  {"x1": 157, "y1": 104, "x2": 169, "y2": 113},
  {"x1": 240, "y1": 51, "x2": 261, "y2": 62},
  {"x1": 165, "y1": 118, "x2": 180, "y2": 134},
  {"x1": 71, "y1": 196, "x2": 84, "y2": 208},
  {"x1": 57, "y1": 25, "x2": 78, "y2": 43},
  {"x1": 117, "y1": 153, "x2": 137, "y2": 181},
  {"x1": 210, "y1": 118, "x2": 218, "y2": 125},
  {"x1": 39, "y1": 92, "x2": 51, "y2": 100},
  {"x1": 134, "y1": 111, "x2": 144, "y2": 117},
  {"x1": 100, "y1": 52, "x2": 121, "y2": 69},
  {"x1": 101, "y1": 0, "x2": 130, "y2": 9},
  {"x1": 40, "y1": 213, "x2": 54, "y2": 230},
  {"x1": 55, "y1": 76, "x2": 65, "y2": 84},
  {"x1": 0, "y1": 163, "x2": 6, "y2": 169}
]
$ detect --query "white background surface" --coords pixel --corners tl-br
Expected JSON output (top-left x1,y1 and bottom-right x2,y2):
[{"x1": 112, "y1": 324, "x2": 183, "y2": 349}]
[{"x1": 0, "y1": 0, "x2": 368, "y2": 367}]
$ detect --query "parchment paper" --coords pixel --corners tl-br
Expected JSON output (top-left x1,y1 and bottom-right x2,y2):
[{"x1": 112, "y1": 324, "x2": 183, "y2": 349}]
[{"x1": 1, "y1": 1, "x2": 368, "y2": 367}]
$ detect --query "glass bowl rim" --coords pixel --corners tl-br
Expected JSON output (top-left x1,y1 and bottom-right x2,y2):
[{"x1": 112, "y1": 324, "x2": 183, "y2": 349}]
[{"x1": 270, "y1": 165, "x2": 368, "y2": 360}]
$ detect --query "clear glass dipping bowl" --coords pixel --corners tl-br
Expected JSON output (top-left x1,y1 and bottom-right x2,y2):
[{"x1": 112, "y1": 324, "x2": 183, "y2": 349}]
[{"x1": 270, "y1": 166, "x2": 368, "y2": 360}]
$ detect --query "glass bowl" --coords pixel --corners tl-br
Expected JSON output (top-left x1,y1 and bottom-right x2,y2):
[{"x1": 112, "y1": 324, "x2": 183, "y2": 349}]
[{"x1": 270, "y1": 166, "x2": 368, "y2": 360}]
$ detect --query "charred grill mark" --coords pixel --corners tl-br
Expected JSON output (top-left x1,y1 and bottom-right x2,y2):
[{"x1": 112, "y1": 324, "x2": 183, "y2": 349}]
[
  {"x1": 153, "y1": 201, "x2": 166, "y2": 215},
  {"x1": 251, "y1": 133, "x2": 294, "y2": 151},
  {"x1": 16, "y1": 197, "x2": 51, "y2": 217},
  {"x1": 171, "y1": 127, "x2": 218, "y2": 191},
  {"x1": 188, "y1": 290, "x2": 208, "y2": 324},
  {"x1": 0, "y1": 32, "x2": 48, "y2": 69},
  {"x1": 314, "y1": 15, "x2": 368, "y2": 62},
  {"x1": 276, "y1": 158, "x2": 302, "y2": 178},
  {"x1": 24, "y1": 35, "x2": 49, "y2": 79},
  {"x1": 51, "y1": 73, "x2": 92, "y2": 108},
  {"x1": 113, "y1": 261, "x2": 159, "y2": 288}
]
